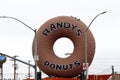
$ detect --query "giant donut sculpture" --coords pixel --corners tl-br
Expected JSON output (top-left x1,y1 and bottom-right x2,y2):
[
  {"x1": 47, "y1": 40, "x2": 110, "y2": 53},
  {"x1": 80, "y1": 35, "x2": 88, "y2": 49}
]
[{"x1": 32, "y1": 16, "x2": 95, "y2": 78}]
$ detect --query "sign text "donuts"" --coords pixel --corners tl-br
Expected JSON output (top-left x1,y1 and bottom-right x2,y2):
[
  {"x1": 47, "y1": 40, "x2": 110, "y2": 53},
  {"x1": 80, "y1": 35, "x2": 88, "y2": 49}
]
[{"x1": 44, "y1": 60, "x2": 80, "y2": 70}]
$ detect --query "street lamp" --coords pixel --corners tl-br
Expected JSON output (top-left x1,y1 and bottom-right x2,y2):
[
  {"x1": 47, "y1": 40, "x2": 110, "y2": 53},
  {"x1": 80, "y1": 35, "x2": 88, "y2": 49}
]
[
  {"x1": 85, "y1": 11, "x2": 107, "y2": 80},
  {"x1": 0, "y1": 16, "x2": 38, "y2": 80}
]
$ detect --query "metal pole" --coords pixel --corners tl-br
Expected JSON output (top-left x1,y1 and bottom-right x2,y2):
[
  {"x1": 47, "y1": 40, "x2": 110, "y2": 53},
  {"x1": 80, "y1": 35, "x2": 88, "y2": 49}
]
[
  {"x1": 0, "y1": 16, "x2": 34, "y2": 31},
  {"x1": 14, "y1": 56, "x2": 15, "y2": 80},
  {"x1": 28, "y1": 60, "x2": 31, "y2": 79},
  {"x1": 112, "y1": 65, "x2": 114, "y2": 75},
  {"x1": 86, "y1": 11, "x2": 107, "y2": 31},
  {"x1": 34, "y1": 29, "x2": 38, "y2": 80},
  {"x1": 0, "y1": 52, "x2": 34, "y2": 67},
  {"x1": 0, "y1": 65, "x2": 3, "y2": 80},
  {"x1": 13, "y1": 55, "x2": 18, "y2": 80},
  {"x1": 85, "y1": 11, "x2": 107, "y2": 80},
  {"x1": 0, "y1": 16, "x2": 39, "y2": 80}
]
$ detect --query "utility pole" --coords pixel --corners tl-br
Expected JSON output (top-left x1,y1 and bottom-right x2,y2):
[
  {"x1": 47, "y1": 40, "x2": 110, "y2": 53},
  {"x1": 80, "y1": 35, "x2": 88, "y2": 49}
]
[
  {"x1": 111, "y1": 65, "x2": 115, "y2": 80},
  {"x1": 112, "y1": 65, "x2": 114, "y2": 75},
  {"x1": 28, "y1": 60, "x2": 31, "y2": 79},
  {"x1": 13, "y1": 55, "x2": 18, "y2": 80}
]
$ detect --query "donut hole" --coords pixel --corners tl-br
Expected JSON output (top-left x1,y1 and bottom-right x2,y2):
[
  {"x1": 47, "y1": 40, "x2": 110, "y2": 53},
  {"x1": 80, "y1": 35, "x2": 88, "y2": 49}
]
[{"x1": 53, "y1": 37, "x2": 74, "y2": 58}]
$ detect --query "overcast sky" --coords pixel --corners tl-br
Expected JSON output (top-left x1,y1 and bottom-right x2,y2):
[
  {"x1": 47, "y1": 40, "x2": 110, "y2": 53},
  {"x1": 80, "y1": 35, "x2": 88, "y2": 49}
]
[{"x1": 0, "y1": 0, "x2": 120, "y2": 79}]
